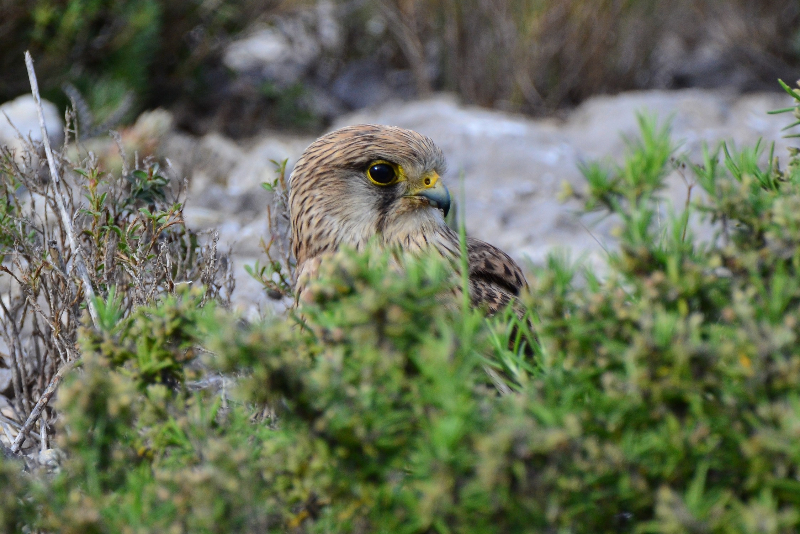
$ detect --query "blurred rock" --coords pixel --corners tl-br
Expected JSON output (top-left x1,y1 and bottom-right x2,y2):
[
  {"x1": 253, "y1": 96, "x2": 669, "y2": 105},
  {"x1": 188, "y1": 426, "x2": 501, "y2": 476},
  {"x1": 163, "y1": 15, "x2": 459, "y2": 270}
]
[
  {"x1": 652, "y1": 32, "x2": 788, "y2": 93},
  {"x1": 0, "y1": 94, "x2": 64, "y2": 152},
  {"x1": 224, "y1": 25, "x2": 318, "y2": 88},
  {"x1": 227, "y1": 135, "x2": 313, "y2": 195},
  {"x1": 0, "y1": 394, "x2": 14, "y2": 423},
  {"x1": 303, "y1": 85, "x2": 347, "y2": 122},
  {"x1": 38, "y1": 448, "x2": 65, "y2": 472},
  {"x1": 127, "y1": 108, "x2": 173, "y2": 144},
  {"x1": 334, "y1": 89, "x2": 793, "y2": 266},
  {"x1": 220, "y1": 1, "x2": 420, "y2": 130},
  {"x1": 331, "y1": 58, "x2": 414, "y2": 109},
  {"x1": 69, "y1": 108, "x2": 174, "y2": 175},
  {"x1": 167, "y1": 88, "x2": 794, "y2": 314},
  {"x1": 314, "y1": 0, "x2": 342, "y2": 51},
  {"x1": 223, "y1": 1, "x2": 345, "y2": 90},
  {"x1": 189, "y1": 133, "x2": 247, "y2": 195},
  {"x1": 224, "y1": 1, "x2": 342, "y2": 87}
]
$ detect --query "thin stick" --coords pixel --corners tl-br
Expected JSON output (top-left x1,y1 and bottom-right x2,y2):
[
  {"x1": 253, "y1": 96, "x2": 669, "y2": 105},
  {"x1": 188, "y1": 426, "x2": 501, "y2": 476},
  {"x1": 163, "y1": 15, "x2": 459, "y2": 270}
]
[
  {"x1": 24, "y1": 51, "x2": 99, "y2": 328},
  {"x1": 0, "y1": 412, "x2": 23, "y2": 430},
  {"x1": 40, "y1": 415, "x2": 47, "y2": 453},
  {"x1": 0, "y1": 414, "x2": 40, "y2": 443},
  {"x1": 11, "y1": 52, "x2": 99, "y2": 454},
  {"x1": 10, "y1": 360, "x2": 76, "y2": 453}
]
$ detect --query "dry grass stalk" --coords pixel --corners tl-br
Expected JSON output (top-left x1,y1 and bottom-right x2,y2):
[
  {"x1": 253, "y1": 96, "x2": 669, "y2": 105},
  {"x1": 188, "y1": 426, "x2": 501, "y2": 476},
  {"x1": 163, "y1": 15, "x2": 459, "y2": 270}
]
[{"x1": 24, "y1": 51, "x2": 100, "y2": 328}]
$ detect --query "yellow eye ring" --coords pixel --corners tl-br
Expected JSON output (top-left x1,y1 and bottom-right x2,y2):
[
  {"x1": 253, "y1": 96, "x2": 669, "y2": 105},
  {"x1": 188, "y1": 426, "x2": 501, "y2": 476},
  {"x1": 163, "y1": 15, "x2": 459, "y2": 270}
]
[{"x1": 366, "y1": 160, "x2": 401, "y2": 186}]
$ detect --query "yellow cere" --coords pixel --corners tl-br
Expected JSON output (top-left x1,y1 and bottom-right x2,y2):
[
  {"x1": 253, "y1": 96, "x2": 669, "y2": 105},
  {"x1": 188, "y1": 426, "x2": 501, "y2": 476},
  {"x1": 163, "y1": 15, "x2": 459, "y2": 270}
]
[{"x1": 421, "y1": 171, "x2": 439, "y2": 188}]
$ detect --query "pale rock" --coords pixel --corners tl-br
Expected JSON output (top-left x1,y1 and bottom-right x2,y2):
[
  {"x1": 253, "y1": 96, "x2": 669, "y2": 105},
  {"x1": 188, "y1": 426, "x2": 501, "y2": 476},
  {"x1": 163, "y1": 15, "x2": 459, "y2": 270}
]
[
  {"x1": 224, "y1": 27, "x2": 292, "y2": 72},
  {"x1": 332, "y1": 90, "x2": 793, "y2": 267},
  {"x1": 190, "y1": 133, "x2": 247, "y2": 194},
  {"x1": 223, "y1": 22, "x2": 321, "y2": 87},
  {"x1": 218, "y1": 218, "x2": 269, "y2": 256},
  {"x1": 227, "y1": 135, "x2": 312, "y2": 194},
  {"x1": 0, "y1": 94, "x2": 64, "y2": 153},
  {"x1": 38, "y1": 448, "x2": 65, "y2": 472},
  {"x1": 130, "y1": 108, "x2": 173, "y2": 140},
  {"x1": 172, "y1": 88, "x2": 795, "y2": 313},
  {"x1": 182, "y1": 206, "x2": 227, "y2": 230},
  {"x1": 161, "y1": 132, "x2": 199, "y2": 180},
  {"x1": 315, "y1": 0, "x2": 342, "y2": 51}
]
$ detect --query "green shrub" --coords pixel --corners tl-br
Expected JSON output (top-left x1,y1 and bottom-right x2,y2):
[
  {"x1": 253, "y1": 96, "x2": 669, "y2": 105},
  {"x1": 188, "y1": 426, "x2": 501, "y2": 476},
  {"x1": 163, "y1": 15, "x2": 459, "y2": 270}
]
[{"x1": 5, "y1": 85, "x2": 800, "y2": 532}]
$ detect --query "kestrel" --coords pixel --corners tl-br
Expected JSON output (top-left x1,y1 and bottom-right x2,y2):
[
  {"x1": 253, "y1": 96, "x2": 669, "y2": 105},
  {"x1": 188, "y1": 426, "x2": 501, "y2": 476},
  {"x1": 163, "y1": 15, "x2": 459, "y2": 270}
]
[{"x1": 289, "y1": 124, "x2": 527, "y2": 315}]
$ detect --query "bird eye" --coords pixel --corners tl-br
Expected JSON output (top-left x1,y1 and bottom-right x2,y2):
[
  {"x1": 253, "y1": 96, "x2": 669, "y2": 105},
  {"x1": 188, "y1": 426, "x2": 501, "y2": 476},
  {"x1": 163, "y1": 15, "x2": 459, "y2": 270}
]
[{"x1": 367, "y1": 162, "x2": 397, "y2": 185}]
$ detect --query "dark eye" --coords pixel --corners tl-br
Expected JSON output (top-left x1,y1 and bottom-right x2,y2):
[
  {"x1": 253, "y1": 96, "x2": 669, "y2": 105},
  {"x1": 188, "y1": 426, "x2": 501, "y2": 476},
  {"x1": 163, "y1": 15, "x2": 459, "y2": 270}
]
[{"x1": 367, "y1": 163, "x2": 397, "y2": 185}]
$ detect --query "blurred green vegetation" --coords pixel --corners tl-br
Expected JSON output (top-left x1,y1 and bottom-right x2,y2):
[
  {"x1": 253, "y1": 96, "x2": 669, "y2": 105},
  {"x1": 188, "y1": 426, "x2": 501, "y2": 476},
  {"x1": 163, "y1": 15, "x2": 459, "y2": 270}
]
[
  {"x1": 0, "y1": 0, "x2": 282, "y2": 126},
  {"x1": 3, "y1": 0, "x2": 799, "y2": 136},
  {"x1": 4, "y1": 81, "x2": 800, "y2": 532}
]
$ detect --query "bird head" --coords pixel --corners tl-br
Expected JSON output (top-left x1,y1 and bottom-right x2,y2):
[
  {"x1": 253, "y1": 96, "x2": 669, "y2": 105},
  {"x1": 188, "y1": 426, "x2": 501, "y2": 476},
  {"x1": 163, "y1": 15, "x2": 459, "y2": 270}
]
[{"x1": 289, "y1": 124, "x2": 452, "y2": 263}]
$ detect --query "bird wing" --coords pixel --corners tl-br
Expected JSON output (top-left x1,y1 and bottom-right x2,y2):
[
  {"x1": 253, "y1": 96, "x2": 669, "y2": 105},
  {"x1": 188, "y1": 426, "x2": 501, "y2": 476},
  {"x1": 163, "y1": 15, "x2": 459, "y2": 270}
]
[{"x1": 466, "y1": 237, "x2": 527, "y2": 314}]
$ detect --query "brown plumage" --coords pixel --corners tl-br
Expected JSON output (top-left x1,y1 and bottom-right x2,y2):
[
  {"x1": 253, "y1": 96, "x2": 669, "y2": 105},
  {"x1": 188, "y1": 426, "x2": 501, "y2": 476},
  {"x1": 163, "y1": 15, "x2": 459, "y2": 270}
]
[{"x1": 289, "y1": 124, "x2": 527, "y2": 315}]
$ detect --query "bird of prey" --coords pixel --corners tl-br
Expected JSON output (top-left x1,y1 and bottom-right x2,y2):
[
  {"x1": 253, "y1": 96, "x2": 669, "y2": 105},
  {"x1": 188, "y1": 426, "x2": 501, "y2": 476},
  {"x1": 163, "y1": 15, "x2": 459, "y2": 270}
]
[{"x1": 289, "y1": 124, "x2": 527, "y2": 315}]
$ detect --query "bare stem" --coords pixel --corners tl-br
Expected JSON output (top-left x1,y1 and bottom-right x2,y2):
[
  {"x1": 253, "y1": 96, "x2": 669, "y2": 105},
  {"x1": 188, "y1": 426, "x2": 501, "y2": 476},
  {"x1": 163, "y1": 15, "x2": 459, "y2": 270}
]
[
  {"x1": 24, "y1": 51, "x2": 99, "y2": 328},
  {"x1": 10, "y1": 360, "x2": 76, "y2": 453}
]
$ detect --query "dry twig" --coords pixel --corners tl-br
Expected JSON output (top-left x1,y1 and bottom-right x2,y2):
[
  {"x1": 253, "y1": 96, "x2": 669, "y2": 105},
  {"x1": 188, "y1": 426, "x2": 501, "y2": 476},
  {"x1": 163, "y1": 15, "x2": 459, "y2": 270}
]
[
  {"x1": 10, "y1": 360, "x2": 75, "y2": 452},
  {"x1": 24, "y1": 51, "x2": 99, "y2": 328},
  {"x1": 9, "y1": 52, "x2": 101, "y2": 453}
]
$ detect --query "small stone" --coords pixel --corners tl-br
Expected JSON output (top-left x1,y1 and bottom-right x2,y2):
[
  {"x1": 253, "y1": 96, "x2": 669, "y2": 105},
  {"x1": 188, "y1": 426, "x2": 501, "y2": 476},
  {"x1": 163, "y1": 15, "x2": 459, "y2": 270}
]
[
  {"x1": 38, "y1": 448, "x2": 65, "y2": 472},
  {"x1": 0, "y1": 94, "x2": 64, "y2": 153},
  {"x1": 223, "y1": 22, "x2": 321, "y2": 87}
]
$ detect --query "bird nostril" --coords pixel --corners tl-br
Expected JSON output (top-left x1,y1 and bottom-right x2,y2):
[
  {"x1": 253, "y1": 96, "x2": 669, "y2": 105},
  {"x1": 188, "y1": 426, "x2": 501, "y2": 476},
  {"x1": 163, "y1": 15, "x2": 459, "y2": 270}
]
[{"x1": 424, "y1": 177, "x2": 431, "y2": 186}]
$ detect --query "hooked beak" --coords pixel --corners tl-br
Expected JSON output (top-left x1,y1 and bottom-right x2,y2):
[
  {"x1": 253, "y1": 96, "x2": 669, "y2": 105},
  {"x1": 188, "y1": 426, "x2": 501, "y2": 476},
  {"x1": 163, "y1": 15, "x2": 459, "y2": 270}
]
[{"x1": 406, "y1": 172, "x2": 451, "y2": 217}]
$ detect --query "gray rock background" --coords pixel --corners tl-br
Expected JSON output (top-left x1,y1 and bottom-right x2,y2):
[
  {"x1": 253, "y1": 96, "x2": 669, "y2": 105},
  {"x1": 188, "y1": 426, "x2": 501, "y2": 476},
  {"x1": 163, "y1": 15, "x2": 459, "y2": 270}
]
[
  {"x1": 164, "y1": 89, "x2": 795, "y2": 315},
  {"x1": 0, "y1": 88, "x2": 793, "y2": 316}
]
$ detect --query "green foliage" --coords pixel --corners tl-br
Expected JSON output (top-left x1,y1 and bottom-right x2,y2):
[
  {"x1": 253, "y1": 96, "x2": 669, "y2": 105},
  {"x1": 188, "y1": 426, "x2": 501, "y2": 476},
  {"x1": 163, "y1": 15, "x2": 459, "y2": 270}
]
[
  {"x1": 25, "y1": 0, "x2": 161, "y2": 118},
  {"x1": 83, "y1": 286, "x2": 211, "y2": 390},
  {"x1": 0, "y1": 0, "x2": 282, "y2": 122},
  {"x1": 0, "y1": 459, "x2": 34, "y2": 533},
  {"x1": 8, "y1": 88, "x2": 800, "y2": 532}
]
